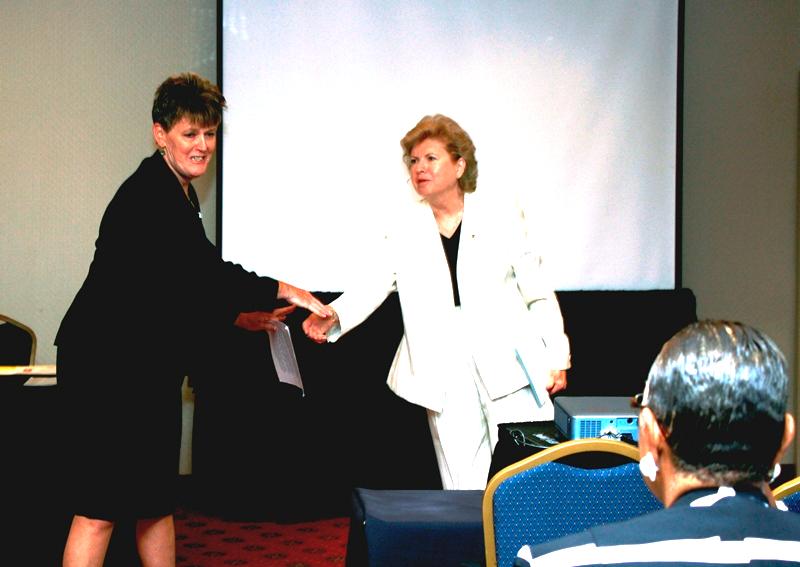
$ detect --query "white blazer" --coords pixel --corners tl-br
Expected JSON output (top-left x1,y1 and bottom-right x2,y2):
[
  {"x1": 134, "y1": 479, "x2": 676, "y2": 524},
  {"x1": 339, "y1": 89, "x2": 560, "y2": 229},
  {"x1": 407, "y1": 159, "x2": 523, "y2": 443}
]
[{"x1": 329, "y1": 191, "x2": 570, "y2": 413}]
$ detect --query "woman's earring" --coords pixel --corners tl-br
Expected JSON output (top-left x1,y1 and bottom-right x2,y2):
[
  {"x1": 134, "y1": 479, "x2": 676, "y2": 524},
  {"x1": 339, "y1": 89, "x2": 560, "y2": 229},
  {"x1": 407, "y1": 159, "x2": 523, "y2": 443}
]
[
  {"x1": 158, "y1": 146, "x2": 166, "y2": 156},
  {"x1": 639, "y1": 452, "x2": 659, "y2": 482}
]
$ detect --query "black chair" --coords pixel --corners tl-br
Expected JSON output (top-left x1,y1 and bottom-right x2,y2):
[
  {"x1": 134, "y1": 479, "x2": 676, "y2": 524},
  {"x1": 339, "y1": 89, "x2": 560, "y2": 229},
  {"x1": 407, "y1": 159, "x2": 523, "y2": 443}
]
[{"x1": 0, "y1": 314, "x2": 36, "y2": 365}]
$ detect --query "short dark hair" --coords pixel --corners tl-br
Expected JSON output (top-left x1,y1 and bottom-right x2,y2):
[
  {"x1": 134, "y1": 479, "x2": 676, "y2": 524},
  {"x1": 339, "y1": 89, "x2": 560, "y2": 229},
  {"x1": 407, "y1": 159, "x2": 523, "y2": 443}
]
[
  {"x1": 400, "y1": 114, "x2": 478, "y2": 193},
  {"x1": 151, "y1": 72, "x2": 226, "y2": 131},
  {"x1": 644, "y1": 320, "x2": 788, "y2": 484}
]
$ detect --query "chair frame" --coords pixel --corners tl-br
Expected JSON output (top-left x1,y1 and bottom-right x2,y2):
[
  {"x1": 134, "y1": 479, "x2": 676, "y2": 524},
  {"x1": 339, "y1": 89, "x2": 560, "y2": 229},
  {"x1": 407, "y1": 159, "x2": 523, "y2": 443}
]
[
  {"x1": 0, "y1": 314, "x2": 37, "y2": 365},
  {"x1": 482, "y1": 437, "x2": 642, "y2": 567},
  {"x1": 773, "y1": 475, "x2": 800, "y2": 501}
]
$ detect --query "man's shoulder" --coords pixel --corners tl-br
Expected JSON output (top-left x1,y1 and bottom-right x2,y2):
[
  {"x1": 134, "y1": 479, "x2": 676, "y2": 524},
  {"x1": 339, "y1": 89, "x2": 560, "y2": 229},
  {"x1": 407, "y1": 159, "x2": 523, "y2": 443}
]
[
  {"x1": 527, "y1": 505, "x2": 669, "y2": 559},
  {"x1": 517, "y1": 500, "x2": 800, "y2": 567}
]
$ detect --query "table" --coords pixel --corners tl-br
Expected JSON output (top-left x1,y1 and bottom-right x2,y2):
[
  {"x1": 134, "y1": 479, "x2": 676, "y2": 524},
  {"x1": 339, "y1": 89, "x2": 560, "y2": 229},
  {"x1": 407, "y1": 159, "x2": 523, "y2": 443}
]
[
  {"x1": 345, "y1": 421, "x2": 639, "y2": 567},
  {"x1": 344, "y1": 423, "x2": 562, "y2": 567},
  {"x1": 1, "y1": 363, "x2": 67, "y2": 564},
  {"x1": 346, "y1": 488, "x2": 485, "y2": 567},
  {"x1": 0, "y1": 364, "x2": 57, "y2": 386}
]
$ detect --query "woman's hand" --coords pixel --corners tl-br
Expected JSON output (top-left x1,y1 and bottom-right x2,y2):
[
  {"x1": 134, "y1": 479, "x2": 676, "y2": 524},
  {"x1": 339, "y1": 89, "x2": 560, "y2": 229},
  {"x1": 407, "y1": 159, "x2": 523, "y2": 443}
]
[
  {"x1": 234, "y1": 305, "x2": 296, "y2": 332},
  {"x1": 303, "y1": 310, "x2": 340, "y2": 344},
  {"x1": 277, "y1": 281, "x2": 334, "y2": 318},
  {"x1": 545, "y1": 369, "x2": 568, "y2": 395}
]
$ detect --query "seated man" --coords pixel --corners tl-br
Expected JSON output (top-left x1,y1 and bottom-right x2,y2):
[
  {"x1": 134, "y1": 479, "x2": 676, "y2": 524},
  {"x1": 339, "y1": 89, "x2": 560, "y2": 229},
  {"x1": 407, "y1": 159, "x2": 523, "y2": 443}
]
[{"x1": 515, "y1": 320, "x2": 800, "y2": 567}]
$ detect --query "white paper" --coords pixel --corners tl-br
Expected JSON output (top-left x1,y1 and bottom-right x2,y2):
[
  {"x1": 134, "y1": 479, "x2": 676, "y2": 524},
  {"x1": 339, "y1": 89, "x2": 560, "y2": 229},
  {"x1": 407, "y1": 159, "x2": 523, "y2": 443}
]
[{"x1": 267, "y1": 321, "x2": 304, "y2": 395}]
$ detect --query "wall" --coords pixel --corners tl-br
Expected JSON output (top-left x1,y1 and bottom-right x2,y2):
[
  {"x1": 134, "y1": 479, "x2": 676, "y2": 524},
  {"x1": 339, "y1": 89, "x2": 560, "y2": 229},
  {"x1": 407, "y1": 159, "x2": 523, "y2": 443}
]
[
  {"x1": 0, "y1": 0, "x2": 218, "y2": 365},
  {"x1": 0, "y1": 0, "x2": 217, "y2": 475},
  {"x1": 681, "y1": 0, "x2": 799, "y2": 465},
  {"x1": 2, "y1": 1, "x2": 798, "y2": 468}
]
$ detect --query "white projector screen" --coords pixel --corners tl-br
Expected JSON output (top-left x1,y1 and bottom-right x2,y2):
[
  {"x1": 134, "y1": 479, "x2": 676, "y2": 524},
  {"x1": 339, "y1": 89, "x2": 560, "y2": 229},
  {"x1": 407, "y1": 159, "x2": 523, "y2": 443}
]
[{"x1": 220, "y1": 0, "x2": 679, "y2": 292}]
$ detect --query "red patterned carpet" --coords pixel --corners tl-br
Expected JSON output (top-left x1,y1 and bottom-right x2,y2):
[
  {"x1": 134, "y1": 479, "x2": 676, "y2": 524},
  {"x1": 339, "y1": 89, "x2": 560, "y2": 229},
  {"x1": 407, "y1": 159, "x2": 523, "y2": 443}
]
[{"x1": 174, "y1": 508, "x2": 350, "y2": 567}]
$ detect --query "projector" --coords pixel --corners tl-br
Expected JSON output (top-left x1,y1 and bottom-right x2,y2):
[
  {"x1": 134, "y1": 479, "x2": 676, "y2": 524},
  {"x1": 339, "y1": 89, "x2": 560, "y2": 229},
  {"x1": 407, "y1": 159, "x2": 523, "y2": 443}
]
[{"x1": 554, "y1": 396, "x2": 639, "y2": 443}]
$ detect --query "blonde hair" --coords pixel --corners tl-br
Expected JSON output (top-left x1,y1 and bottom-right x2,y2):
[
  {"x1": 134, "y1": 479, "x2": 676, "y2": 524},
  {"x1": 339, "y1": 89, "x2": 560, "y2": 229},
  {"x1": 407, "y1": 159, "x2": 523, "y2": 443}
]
[{"x1": 400, "y1": 114, "x2": 478, "y2": 193}]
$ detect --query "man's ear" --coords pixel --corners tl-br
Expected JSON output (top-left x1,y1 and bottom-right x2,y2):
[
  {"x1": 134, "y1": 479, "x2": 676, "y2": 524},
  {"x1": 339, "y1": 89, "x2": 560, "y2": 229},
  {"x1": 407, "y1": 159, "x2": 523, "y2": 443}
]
[
  {"x1": 774, "y1": 412, "x2": 796, "y2": 466},
  {"x1": 638, "y1": 407, "x2": 663, "y2": 458}
]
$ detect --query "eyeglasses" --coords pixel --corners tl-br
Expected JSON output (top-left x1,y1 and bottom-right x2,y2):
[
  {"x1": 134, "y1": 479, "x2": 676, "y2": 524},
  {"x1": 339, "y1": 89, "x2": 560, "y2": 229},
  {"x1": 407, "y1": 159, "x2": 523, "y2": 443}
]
[
  {"x1": 630, "y1": 392, "x2": 646, "y2": 409},
  {"x1": 631, "y1": 392, "x2": 672, "y2": 439}
]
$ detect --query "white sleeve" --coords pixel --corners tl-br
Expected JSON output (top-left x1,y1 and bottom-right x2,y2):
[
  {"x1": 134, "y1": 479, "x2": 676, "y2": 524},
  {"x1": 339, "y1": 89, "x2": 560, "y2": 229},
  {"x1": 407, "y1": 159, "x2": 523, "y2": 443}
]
[
  {"x1": 327, "y1": 236, "x2": 397, "y2": 342},
  {"x1": 511, "y1": 202, "x2": 571, "y2": 371}
]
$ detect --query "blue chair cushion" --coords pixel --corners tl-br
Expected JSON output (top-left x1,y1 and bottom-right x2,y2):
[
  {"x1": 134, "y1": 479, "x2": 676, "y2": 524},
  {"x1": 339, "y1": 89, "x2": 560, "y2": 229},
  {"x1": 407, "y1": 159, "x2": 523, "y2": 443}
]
[
  {"x1": 492, "y1": 461, "x2": 662, "y2": 567},
  {"x1": 779, "y1": 491, "x2": 800, "y2": 513}
]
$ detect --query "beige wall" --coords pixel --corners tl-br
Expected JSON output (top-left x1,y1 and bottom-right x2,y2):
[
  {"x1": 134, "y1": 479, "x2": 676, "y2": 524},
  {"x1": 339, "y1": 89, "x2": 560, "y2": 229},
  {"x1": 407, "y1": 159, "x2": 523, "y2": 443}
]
[
  {"x1": 681, "y1": 0, "x2": 799, "y2": 465},
  {"x1": 0, "y1": 0, "x2": 218, "y2": 366},
  {"x1": 1, "y1": 0, "x2": 217, "y2": 475},
  {"x1": 2, "y1": 1, "x2": 799, "y2": 466}
]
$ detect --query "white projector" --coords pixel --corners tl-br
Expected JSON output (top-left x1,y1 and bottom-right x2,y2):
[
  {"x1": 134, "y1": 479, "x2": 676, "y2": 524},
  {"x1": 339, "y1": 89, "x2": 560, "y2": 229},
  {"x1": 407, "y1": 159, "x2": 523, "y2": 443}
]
[{"x1": 554, "y1": 396, "x2": 639, "y2": 443}]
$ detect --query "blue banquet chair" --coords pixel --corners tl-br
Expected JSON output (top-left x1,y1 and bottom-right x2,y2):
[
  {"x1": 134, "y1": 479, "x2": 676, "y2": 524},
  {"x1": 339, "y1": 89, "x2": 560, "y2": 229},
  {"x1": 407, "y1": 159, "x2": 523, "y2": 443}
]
[
  {"x1": 483, "y1": 437, "x2": 663, "y2": 567},
  {"x1": 773, "y1": 475, "x2": 800, "y2": 513}
]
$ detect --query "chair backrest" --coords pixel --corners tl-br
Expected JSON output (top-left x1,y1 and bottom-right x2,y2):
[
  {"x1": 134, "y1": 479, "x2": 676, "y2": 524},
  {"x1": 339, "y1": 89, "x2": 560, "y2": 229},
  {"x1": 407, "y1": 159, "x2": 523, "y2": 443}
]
[
  {"x1": 773, "y1": 476, "x2": 800, "y2": 513},
  {"x1": 483, "y1": 438, "x2": 663, "y2": 567},
  {"x1": 0, "y1": 314, "x2": 36, "y2": 366}
]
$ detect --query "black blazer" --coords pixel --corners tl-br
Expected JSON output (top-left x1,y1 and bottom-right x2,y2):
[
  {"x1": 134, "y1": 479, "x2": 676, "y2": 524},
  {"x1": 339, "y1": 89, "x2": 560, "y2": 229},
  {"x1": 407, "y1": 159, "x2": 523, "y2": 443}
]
[{"x1": 56, "y1": 152, "x2": 280, "y2": 374}]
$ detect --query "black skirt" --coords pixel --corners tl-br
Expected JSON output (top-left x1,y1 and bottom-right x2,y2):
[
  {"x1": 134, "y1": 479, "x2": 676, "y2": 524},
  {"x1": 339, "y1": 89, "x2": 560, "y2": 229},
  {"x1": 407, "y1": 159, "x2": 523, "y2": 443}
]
[{"x1": 57, "y1": 346, "x2": 184, "y2": 520}]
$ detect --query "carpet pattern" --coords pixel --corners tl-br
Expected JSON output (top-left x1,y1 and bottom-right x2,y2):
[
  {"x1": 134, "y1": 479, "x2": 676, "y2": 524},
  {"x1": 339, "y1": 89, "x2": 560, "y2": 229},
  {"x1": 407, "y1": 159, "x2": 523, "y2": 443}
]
[{"x1": 174, "y1": 508, "x2": 349, "y2": 566}]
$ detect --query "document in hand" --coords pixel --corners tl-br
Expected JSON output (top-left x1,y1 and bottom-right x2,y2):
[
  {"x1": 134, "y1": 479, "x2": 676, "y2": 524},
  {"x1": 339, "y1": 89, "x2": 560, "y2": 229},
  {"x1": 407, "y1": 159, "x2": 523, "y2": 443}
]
[{"x1": 267, "y1": 321, "x2": 304, "y2": 395}]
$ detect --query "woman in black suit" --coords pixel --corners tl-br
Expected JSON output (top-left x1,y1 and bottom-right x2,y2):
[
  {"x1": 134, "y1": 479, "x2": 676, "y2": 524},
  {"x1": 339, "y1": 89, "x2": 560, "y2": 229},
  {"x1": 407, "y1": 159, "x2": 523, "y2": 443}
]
[{"x1": 56, "y1": 72, "x2": 331, "y2": 567}]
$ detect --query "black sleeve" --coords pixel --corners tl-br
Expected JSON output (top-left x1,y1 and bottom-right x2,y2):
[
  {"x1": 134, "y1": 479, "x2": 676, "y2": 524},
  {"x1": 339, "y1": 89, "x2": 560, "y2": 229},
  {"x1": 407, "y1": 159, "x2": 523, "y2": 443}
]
[{"x1": 96, "y1": 159, "x2": 280, "y2": 338}]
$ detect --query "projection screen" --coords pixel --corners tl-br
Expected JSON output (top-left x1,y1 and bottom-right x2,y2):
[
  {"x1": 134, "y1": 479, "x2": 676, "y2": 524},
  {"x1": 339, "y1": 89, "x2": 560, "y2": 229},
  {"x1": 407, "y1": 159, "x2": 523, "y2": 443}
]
[{"x1": 219, "y1": 1, "x2": 680, "y2": 292}]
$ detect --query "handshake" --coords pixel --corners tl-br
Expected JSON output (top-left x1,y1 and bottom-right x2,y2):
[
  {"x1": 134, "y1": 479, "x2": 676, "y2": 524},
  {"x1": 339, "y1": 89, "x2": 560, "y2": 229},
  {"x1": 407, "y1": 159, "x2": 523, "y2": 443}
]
[
  {"x1": 301, "y1": 309, "x2": 340, "y2": 344},
  {"x1": 234, "y1": 305, "x2": 339, "y2": 344},
  {"x1": 234, "y1": 279, "x2": 340, "y2": 344}
]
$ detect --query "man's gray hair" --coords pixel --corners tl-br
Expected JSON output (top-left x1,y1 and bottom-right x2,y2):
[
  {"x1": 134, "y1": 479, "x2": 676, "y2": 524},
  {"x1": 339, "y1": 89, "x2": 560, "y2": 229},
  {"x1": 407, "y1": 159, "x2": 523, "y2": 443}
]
[{"x1": 643, "y1": 320, "x2": 788, "y2": 484}]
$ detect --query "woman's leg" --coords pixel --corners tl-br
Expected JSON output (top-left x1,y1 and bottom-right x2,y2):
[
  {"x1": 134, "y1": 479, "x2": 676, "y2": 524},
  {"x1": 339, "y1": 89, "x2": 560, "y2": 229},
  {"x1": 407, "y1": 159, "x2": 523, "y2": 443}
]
[
  {"x1": 427, "y1": 360, "x2": 493, "y2": 490},
  {"x1": 62, "y1": 515, "x2": 114, "y2": 567},
  {"x1": 428, "y1": 370, "x2": 553, "y2": 490},
  {"x1": 136, "y1": 514, "x2": 176, "y2": 567}
]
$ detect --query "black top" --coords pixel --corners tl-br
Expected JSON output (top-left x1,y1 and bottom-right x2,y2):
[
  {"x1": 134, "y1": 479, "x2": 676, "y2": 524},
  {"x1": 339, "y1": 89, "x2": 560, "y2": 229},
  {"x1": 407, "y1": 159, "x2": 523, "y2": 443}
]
[{"x1": 440, "y1": 222, "x2": 461, "y2": 307}]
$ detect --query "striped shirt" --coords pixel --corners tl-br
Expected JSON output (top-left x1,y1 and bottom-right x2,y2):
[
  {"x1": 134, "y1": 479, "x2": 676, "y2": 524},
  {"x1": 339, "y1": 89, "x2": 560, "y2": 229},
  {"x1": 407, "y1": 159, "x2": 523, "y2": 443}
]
[{"x1": 515, "y1": 487, "x2": 800, "y2": 567}]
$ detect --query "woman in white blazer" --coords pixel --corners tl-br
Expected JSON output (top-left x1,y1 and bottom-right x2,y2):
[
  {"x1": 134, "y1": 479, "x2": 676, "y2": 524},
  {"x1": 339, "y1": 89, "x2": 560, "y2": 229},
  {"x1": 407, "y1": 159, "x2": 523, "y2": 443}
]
[{"x1": 303, "y1": 114, "x2": 570, "y2": 489}]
